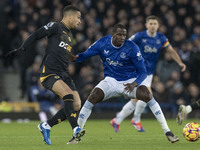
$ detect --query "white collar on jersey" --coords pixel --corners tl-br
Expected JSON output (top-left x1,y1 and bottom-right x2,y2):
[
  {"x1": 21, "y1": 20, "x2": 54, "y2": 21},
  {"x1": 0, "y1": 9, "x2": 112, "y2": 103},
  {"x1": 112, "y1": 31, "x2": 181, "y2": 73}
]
[{"x1": 111, "y1": 37, "x2": 124, "y2": 49}]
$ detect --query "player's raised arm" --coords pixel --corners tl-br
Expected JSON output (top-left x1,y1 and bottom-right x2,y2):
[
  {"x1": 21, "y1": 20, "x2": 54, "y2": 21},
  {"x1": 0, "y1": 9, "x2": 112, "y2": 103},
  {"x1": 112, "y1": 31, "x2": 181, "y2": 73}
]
[{"x1": 6, "y1": 22, "x2": 57, "y2": 57}]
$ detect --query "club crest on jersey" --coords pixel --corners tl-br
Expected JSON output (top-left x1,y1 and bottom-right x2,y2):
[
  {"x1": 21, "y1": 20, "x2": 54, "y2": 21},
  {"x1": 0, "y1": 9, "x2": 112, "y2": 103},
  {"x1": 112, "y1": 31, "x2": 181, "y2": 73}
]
[
  {"x1": 120, "y1": 52, "x2": 126, "y2": 58},
  {"x1": 156, "y1": 39, "x2": 161, "y2": 44},
  {"x1": 104, "y1": 49, "x2": 109, "y2": 55}
]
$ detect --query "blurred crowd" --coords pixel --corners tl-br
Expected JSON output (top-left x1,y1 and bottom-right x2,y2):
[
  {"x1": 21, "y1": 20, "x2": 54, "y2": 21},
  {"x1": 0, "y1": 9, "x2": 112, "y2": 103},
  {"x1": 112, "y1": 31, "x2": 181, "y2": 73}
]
[{"x1": 1, "y1": 0, "x2": 200, "y2": 117}]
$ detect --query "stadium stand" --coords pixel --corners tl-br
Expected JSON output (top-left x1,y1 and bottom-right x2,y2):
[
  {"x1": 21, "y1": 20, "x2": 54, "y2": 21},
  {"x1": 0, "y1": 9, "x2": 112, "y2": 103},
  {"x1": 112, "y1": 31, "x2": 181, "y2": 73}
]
[{"x1": 1, "y1": 0, "x2": 200, "y2": 118}]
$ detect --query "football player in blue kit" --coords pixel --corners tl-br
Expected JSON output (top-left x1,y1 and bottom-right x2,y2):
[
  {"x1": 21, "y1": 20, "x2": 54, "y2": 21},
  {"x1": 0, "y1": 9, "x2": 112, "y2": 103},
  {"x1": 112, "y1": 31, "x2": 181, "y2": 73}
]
[
  {"x1": 110, "y1": 16, "x2": 186, "y2": 135},
  {"x1": 71, "y1": 23, "x2": 179, "y2": 143}
]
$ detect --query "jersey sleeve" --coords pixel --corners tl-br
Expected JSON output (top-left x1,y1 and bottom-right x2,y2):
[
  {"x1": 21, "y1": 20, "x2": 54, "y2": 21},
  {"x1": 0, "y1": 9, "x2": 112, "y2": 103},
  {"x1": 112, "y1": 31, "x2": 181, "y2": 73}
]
[
  {"x1": 76, "y1": 39, "x2": 102, "y2": 62},
  {"x1": 161, "y1": 34, "x2": 170, "y2": 48},
  {"x1": 131, "y1": 44, "x2": 147, "y2": 85},
  {"x1": 21, "y1": 22, "x2": 57, "y2": 50},
  {"x1": 129, "y1": 32, "x2": 139, "y2": 43},
  {"x1": 43, "y1": 22, "x2": 58, "y2": 37}
]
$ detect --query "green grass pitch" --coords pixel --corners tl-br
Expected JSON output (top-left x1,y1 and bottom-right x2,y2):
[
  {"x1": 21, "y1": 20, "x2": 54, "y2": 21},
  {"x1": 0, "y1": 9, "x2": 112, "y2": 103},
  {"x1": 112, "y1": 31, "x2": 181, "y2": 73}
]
[{"x1": 0, "y1": 119, "x2": 200, "y2": 150}]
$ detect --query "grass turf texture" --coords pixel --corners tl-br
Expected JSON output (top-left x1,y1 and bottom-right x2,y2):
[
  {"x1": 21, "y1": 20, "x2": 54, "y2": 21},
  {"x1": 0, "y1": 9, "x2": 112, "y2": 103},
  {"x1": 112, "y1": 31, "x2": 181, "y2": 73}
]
[{"x1": 0, "y1": 119, "x2": 199, "y2": 150}]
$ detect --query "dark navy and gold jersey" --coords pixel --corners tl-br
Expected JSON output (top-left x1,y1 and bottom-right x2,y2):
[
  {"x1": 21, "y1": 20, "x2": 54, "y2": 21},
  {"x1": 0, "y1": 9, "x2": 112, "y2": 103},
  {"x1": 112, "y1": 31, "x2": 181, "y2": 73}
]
[
  {"x1": 22, "y1": 21, "x2": 73, "y2": 74},
  {"x1": 41, "y1": 22, "x2": 73, "y2": 73},
  {"x1": 21, "y1": 21, "x2": 77, "y2": 90}
]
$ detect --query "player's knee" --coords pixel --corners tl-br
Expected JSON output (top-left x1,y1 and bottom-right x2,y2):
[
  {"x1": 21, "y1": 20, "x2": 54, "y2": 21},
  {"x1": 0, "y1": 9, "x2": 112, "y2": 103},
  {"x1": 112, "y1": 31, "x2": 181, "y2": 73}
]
[
  {"x1": 62, "y1": 94, "x2": 74, "y2": 102},
  {"x1": 136, "y1": 85, "x2": 152, "y2": 103},
  {"x1": 88, "y1": 88, "x2": 104, "y2": 104},
  {"x1": 73, "y1": 100, "x2": 81, "y2": 111}
]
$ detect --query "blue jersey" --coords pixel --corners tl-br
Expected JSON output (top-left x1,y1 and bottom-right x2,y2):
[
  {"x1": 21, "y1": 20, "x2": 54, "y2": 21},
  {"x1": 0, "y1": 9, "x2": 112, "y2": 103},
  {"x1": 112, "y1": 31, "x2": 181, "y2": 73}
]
[
  {"x1": 76, "y1": 35, "x2": 147, "y2": 85},
  {"x1": 129, "y1": 30, "x2": 170, "y2": 75}
]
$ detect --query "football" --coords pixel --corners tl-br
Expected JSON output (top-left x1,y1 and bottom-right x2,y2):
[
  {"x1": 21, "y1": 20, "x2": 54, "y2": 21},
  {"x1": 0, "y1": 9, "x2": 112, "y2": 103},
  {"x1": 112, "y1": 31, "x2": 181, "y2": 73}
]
[{"x1": 183, "y1": 122, "x2": 200, "y2": 142}]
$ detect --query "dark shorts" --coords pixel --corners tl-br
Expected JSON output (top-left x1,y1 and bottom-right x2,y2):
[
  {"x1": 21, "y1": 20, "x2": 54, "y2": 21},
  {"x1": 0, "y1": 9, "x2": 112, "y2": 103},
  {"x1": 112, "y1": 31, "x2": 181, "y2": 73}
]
[{"x1": 40, "y1": 72, "x2": 77, "y2": 91}]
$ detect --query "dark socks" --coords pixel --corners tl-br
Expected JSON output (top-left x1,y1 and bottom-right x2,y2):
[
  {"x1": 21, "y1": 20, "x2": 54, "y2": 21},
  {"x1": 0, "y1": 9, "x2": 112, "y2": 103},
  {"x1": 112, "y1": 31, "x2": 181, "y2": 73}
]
[
  {"x1": 191, "y1": 99, "x2": 200, "y2": 110},
  {"x1": 47, "y1": 94, "x2": 78, "y2": 129},
  {"x1": 63, "y1": 100, "x2": 78, "y2": 129},
  {"x1": 47, "y1": 108, "x2": 66, "y2": 127},
  {"x1": 62, "y1": 94, "x2": 78, "y2": 129}
]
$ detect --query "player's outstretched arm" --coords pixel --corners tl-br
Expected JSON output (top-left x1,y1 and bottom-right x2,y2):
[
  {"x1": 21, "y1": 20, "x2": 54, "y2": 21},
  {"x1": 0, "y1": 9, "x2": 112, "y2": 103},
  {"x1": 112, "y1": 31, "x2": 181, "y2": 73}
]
[
  {"x1": 6, "y1": 26, "x2": 50, "y2": 58},
  {"x1": 166, "y1": 45, "x2": 186, "y2": 72},
  {"x1": 69, "y1": 54, "x2": 78, "y2": 62},
  {"x1": 5, "y1": 47, "x2": 24, "y2": 58}
]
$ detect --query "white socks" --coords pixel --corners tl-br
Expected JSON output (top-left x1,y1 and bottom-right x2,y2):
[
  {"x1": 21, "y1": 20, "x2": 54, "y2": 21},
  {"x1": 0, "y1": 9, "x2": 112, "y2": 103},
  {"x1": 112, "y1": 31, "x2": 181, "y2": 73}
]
[
  {"x1": 115, "y1": 100, "x2": 136, "y2": 124},
  {"x1": 78, "y1": 98, "x2": 171, "y2": 134},
  {"x1": 133, "y1": 100, "x2": 147, "y2": 123},
  {"x1": 186, "y1": 105, "x2": 192, "y2": 114},
  {"x1": 114, "y1": 100, "x2": 147, "y2": 124},
  {"x1": 78, "y1": 100, "x2": 94, "y2": 128},
  {"x1": 39, "y1": 111, "x2": 47, "y2": 122},
  {"x1": 147, "y1": 98, "x2": 170, "y2": 133},
  {"x1": 42, "y1": 122, "x2": 51, "y2": 129}
]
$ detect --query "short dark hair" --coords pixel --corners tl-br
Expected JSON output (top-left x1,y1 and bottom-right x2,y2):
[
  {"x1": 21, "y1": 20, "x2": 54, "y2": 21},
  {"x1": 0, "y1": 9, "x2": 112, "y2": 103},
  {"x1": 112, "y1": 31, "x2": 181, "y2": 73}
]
[
  {"x1": 63, "y1": 5, "x2": 80, "y2": 16},
  {"x1": 113, "y1": 23, "x2": 126, "y2": 33},
  {"x1": 146, "y1": 15, "x2": 160, "y2": 23}
]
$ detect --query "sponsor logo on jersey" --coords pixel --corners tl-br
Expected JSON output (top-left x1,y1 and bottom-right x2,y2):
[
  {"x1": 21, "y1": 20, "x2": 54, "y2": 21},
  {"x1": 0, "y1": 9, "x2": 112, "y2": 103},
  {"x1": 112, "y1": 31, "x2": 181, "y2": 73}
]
[
  {"x1": 106, "y1": 58, "x2": 123, "y2": 66},
  {"x1": 44, "y1": 22, "x2": 54, "y2": 30},
  {"x1": 144, "y1": 45, "x2": 157, "y2": 53},
  {"x1": 142, "y1": 39, "x2": 147, "y2": 43},
  {"x1": 59, "y1": 41, "x2": 72, "y2": 52},
  {"x1": 67, "y1": 46, "x2": 72, "y2": 52},
  {"x1": 63, "y1": 31, "x2": 67, "y2": 34},
  {"x1": 104, "y1": 49, "x2": 109, "y2": 55},
  {"x1": 120, "y1": 52, "x2": 126, "y2": 59}
]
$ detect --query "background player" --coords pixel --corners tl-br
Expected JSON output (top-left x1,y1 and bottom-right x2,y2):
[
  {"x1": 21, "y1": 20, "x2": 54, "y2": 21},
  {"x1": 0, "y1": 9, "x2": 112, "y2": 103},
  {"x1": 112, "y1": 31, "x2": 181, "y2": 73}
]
[
  {"x1": 6, "y1": 5, "x2": 85, "y2": 145},
  {"x1": 110, "y1": 15, "x2": 186, "y2": 132},
  {"x1": 73, "y1": 23, "x2": 179, "y2": 143}
]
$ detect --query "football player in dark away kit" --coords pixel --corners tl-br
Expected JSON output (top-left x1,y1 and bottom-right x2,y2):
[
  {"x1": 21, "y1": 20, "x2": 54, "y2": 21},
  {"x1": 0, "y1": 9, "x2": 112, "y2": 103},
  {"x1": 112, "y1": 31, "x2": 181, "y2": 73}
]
[{"x1": 6, "y1": 5, "x2": 85, "y2": 145}]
